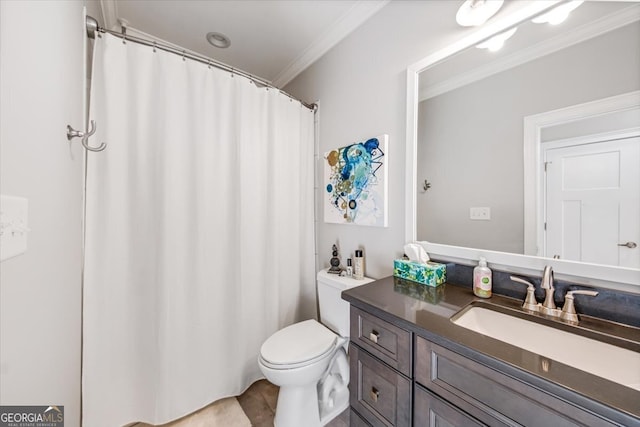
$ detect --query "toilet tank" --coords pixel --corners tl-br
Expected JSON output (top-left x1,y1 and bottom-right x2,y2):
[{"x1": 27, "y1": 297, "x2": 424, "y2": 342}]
[{"x1": 317, "y1": 269, "x2": 374, "y2": 337}]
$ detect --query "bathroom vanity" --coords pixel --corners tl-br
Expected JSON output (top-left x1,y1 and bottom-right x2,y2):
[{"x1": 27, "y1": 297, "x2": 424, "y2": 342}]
[
  {"x1": 343, "y1": 275, "x2": 640, "y2": 427},
  {"x1": 380, "y1": 1, "x2": 640, "y2": 422}
]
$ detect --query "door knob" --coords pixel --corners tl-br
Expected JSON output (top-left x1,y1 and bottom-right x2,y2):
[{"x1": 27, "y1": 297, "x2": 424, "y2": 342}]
[{"x1": 618, "y1": 242, "x2": 637, "y2": 249}]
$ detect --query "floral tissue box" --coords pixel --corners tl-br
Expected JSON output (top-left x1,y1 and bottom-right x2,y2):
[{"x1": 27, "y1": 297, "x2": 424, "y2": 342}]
[{"x1": 393, "y1": 259, "x2": 446, "y2": 287}]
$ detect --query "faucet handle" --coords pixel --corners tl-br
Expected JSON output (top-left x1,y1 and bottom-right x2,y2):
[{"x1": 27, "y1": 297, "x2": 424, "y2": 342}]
[
  {"x1": 560, "y1": 290, "x2": 598, "y2": 324},
  {"x1": 510, "y1": 276, "x2": 539, "y2": 312},
  {"x1": 566, "y1": 290, "x2": 599, "y2": 297}
]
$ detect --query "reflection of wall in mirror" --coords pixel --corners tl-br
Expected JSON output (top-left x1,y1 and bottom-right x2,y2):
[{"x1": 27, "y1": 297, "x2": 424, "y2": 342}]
[{"x1": 417, "y1": 23, "x2": 640, "y2": 253}]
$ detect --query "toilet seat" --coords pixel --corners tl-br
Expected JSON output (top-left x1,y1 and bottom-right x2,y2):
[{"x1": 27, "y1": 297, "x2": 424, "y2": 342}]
[{"x1": 260, "y1": 319, "x2": 337, "y2": 369}]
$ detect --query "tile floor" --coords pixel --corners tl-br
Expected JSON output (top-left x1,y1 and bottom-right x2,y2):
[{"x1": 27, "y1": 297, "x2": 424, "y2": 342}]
[{"x1": 136, "y1": 379, "x2": 349, "y2": 427}]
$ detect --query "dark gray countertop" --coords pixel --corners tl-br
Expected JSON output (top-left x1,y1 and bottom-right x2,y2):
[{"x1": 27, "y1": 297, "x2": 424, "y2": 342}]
[{"x1": 342, "y1": 275, "x2": 640, "y2": 426}]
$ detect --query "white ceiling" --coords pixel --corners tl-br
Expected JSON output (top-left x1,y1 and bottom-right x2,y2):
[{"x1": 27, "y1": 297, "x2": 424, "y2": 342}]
[{"x1": 98, "y1": 0, "x2": 390, "y2": 87}]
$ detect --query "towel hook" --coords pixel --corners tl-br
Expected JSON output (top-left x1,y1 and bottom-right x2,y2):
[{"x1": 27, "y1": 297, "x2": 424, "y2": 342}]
[{"x1": 66, "y1": 120, "x2": 107, "y2": 152}]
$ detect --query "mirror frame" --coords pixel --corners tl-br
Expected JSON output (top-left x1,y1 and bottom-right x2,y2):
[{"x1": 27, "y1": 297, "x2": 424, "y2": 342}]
[{"x1": 405, "y1": 1, "x2": 640, "y2": 291}]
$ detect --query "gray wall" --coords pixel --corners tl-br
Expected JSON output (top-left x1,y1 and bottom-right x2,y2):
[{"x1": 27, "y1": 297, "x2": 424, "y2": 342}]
[
  {"x1": 1, "y1": 2, "x2": 85, "y2": 426},
  {"x1": 417, "y1": 23, "x2": 640, "y2": 253},
  {"x1": 284, "y1": 1, "x2": 491, "y2": 278}
]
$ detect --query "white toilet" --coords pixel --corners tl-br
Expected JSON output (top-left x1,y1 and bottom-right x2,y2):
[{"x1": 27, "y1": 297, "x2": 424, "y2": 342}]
[{"x1": 258, "y1": 269, "x2": 373, "y2": 427}]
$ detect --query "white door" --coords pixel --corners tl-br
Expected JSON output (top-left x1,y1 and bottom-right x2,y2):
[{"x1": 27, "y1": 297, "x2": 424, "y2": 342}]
[{"x1": 545, "y1": 135, "x2": 640, "y2": 268}]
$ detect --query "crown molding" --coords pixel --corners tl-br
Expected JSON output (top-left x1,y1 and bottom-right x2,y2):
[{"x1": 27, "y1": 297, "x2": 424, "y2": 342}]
[
  {"x1": 100, "y1": 0, "x2": 119, "y2": 31},
  {"x1": 420, "y1": 4, "x2": 640, "y2": 102},
  {"x1": 273, "y1": 0, "x2": 390, "y2": 88}
]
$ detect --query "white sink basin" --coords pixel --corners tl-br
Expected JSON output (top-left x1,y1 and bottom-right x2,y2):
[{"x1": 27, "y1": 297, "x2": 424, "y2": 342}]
[{"x1": 451, "y1": 306, "x2": 640, "y2": 391}]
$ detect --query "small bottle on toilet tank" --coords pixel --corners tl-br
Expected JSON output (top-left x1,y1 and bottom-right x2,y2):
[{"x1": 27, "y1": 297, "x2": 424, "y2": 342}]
[
  {"x1": 346, "y1": 258, "x2": 353, "y2": 277},
  {"x1": 354, "y1": 250, "x2": 364, "y2": 280}
]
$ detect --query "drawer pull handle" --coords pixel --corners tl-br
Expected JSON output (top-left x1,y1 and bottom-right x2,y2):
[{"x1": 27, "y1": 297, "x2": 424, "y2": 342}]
[
  {"x1": 369, "y1": 330, "x2": 379, "y2": 343},
  {"x1": 370, "y1": 387, "x2": 379, "y2": 402}
]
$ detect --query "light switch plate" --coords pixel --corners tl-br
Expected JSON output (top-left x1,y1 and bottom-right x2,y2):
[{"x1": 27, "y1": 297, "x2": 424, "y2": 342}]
[
  {"x1": 470, "y1": 207, "x2": 491, "y2": 221},
  {"x1": 1, "y1": 195, "x2": 29, "y2": 262}
]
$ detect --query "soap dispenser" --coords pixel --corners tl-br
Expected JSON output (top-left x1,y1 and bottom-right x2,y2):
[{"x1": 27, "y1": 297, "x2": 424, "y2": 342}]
[{"x1": 473, "y1": 257, "x2": 492, "y2": 298}]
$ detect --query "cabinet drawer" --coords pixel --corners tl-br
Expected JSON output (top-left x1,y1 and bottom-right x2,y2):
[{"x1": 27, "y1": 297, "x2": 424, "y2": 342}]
[
  {"x1": 349, "y1": 343, "x2": 411, "y2": 427},
  {"x1": 415, "y1": 384, "x2": 486, "y2": 427},
  {"x1": 415, "y1": 336, "x2": 619, "y2": 427},
  {"x1": 350, "y1": 306, "x2": 412, "y2": 376}
]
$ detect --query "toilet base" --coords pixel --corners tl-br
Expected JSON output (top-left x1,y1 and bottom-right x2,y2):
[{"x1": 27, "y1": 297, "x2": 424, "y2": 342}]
[
  {"x1": 273, "y1": 383, "x2": 349, "y2": 427},
  {"x1": 274, "y1": 383, "x2": 321, "y2": 427},
  {"x1": 319, "y1": 386, "x2": 349, "y2": 426},
  {"x1": 318, "y1": 347, "x2": 349, "y2": 424}
]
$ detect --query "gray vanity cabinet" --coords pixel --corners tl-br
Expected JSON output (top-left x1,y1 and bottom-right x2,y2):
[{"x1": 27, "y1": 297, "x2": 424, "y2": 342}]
[
  {"x1": 350, "y1": 306, "x2": 412, "y2": 375},
  {"x1": 348, "y1": 304, "x2": 484, "y2": 427},
  {"x1": 414, "y1": 385, "x2": 486, "y2": 427},
  {"x1": 344, "y1": 276, "x2": 639, "y2": 427},
  {"x1": 348, "y1": 304, "x2": 626, "y2": 427},
  {"x1": 349, "y1": 306, "x2": 412, "y2": 426},
  {"x1": 415, "y1": 336, "x2": 620, "y2": 427}
]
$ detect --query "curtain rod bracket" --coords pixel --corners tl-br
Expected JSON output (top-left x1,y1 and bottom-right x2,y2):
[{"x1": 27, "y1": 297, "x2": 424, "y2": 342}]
[{"x1": 86, "y1": 15, "x2": 99, "y2": 39}]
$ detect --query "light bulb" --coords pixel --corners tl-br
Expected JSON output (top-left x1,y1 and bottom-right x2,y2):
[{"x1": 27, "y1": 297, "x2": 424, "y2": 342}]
[
  {"x1": 532, "y1": 1, "x2": 583, "y2": 25},
  {"x1": 476, "y1": 27, "x2": 518, "y2": 52},
  {"x1": 456, "y1": 0, "x2": 504, "y2": 27}
]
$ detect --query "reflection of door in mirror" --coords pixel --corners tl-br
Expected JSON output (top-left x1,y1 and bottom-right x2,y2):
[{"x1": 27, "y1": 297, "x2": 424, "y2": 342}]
[
  {"x1": 416, "y1": 12, "x2": 640, "y2": 267},
  {"x1": 544, "y1": 134, "x2": 639, "y2": 268}
]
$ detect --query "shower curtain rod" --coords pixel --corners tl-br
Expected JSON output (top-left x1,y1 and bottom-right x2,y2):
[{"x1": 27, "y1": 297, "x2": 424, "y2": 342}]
[{"x1": 86, "y1": 16, "x2": 316, "y2": 111}]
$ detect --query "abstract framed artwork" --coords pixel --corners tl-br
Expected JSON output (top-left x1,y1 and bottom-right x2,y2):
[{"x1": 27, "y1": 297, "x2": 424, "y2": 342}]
[{"x1": 324, "y1": 134, "x2": 388, "y2": 226}]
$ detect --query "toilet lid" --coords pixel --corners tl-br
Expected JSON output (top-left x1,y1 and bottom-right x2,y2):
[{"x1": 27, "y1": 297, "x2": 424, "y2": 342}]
[{"x1": 260, "y1": 319, "x2": 337, "y2": 366}]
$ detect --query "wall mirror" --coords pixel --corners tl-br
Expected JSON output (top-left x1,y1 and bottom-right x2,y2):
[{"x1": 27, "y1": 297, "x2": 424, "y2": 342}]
[{"x1": 406, "y1": 1, "x2": 640, "y2": 289}]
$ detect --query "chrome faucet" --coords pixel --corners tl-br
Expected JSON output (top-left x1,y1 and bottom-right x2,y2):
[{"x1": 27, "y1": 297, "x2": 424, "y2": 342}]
[
  {"x1": 510, "y1": 266, "x2": 599, "y2": 325},
  {"x1": 540, "y1": 265, "x2": 557, "y2": 315}
]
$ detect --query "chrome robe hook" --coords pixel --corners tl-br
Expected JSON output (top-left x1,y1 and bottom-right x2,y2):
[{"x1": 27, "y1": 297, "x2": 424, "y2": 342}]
[{"x1": 66, "y1": 120, "x2": 107, "y2": 152}]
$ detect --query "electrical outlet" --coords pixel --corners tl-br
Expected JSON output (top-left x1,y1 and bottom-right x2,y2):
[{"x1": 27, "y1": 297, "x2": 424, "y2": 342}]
[{"x1": 470, "y1": 207, "x2": 491, "y2": 221}]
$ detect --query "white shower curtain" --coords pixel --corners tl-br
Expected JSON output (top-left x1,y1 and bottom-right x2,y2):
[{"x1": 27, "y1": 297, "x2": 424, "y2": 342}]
[{"x1": 83, "y1": 33, "x2": 316, "y2": 427}]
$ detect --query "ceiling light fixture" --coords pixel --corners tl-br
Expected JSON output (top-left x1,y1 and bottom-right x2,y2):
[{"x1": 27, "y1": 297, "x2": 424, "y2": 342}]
[
  {"x1": 532, "y1": 1, "x2": 584, "y2": 25},
  {"x1": 476, "y1": 27, "x2": 518, "y2": 52},
  {"x1": 456, "y1": 0, "x2": 504, "y2": 27},
  {"x1": 206, "y1": 32, "x2": 231, "y2": 49}
]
